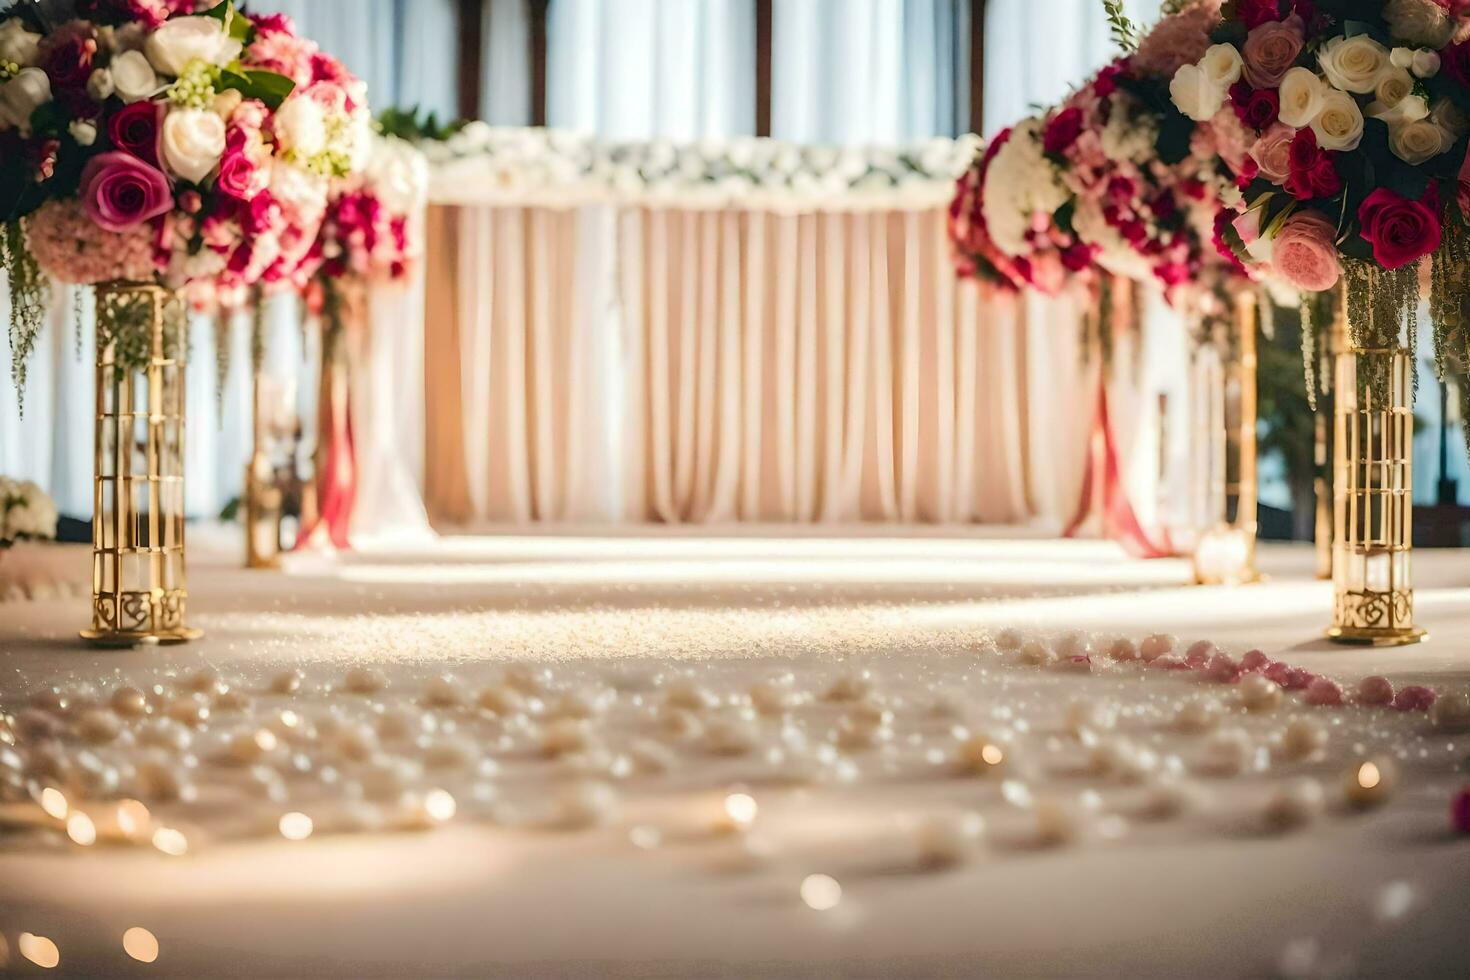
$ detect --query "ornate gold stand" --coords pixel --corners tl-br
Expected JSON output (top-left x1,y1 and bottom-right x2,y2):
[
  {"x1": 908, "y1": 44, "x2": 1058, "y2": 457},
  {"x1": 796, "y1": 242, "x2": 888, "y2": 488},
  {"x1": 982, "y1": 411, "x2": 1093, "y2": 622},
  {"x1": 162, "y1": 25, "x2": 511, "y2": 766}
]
[
  {"x1": 83, "y1": 281, "x2": 202, "y2": 646},
  {"x1": 1193, "y1": 290, "x2": 1260, "y2": 585},
  {"x1": 1313, "y1": 292, "x2": 1349, "y2": 580},
  {"x1": 243, "y1": 305, "x2": 284, "y2": 569},
  {"x1": 1326, "y1": 346, "x2": 1426, "y2": 646}
]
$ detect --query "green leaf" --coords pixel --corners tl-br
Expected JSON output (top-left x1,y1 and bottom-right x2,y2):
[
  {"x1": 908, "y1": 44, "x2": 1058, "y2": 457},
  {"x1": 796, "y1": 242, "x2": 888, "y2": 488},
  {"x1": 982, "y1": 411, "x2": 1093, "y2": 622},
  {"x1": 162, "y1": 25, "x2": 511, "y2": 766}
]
[
  {"x1": 217, "y1": 69, "x2": 296, "y2": 111},
  {"x1": 203, "y1": 1, "x2": 254, "y2": 46}
]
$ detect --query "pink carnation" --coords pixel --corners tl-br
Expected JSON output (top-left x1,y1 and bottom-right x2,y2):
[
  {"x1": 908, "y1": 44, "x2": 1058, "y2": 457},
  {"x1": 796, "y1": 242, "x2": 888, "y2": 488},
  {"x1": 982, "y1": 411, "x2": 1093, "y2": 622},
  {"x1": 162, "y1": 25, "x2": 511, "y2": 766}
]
[
  {"x1": 24, "y1": 199, "x2": 159, "y2": 284},
  {"x1": 1273, "y1": 211, "x2": 1342, "y2": 291},
  {"x1": 1133, "y1": 0, "x2": 1222, "y2": 78},
  {"x1": 1249, "y1": 123, "x2": 1297, "y2": 184}
]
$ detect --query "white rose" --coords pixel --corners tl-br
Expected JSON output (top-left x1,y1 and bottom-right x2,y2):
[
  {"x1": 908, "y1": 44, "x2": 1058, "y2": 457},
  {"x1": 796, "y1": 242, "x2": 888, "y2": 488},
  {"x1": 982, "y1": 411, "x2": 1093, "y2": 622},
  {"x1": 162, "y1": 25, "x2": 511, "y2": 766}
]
[
  {"x1": 1389, "y1": 119, "x2": 1451, "y2": 164},
  {"x1": 1277, "y1": 67, "x2": 1325, "y2": 128},
  {"x1": 1318, "y1": 35, "x2": 1391, "y2": 94},
  {"x1": 366, "y1": 136, "x2": 429, "y2": 213},
  {"x1": 0, "y1": 67, "x2": 51, "y2": 134},
  {"x1": 1383, "y1": 0, "x2": 1456, "y2": 49},
  {"x1": 1200, "y1": 44, "x2": 1244, "y2": 88},
  {"x1": 1368, "y1": 68, "x2": 1430, "y2": 127},
  {"x1": 144, "y1": 15, "x2": 243, "y2": 77},
  {"x1": 273, "y1": 95, "x2": 327, "y2": 159},
  {"x1": 269, "y1": 160, "x2": 328, "y2": 216},
  {"x1": 110, "y1": 50, "x2": 160, "y2": 103},
  {"x1": 0, "y1": 17, "x2": 42, "y2": 68},
  {"x1": 86, "y1": 68, "x2": 114, "y2": 102},
  {"x1": 161, "y1": 108, "x2": 226, "y2": 184},
  {"x1": 1311, "y1": 89, "x2": 1365, "y2": 151},
  {"x1": 69, "y1": 119, "x2": 97, "y2": 146},
  {"x1": 1429, "y1": 98, "x2": 1468, "y2": 137},
  {"x1": 1411, "y1": 50, "x2": 1440, "y2": 79},
  {"x1": 1170, "y1": 64, "x2": 1225, "y2": 122}
]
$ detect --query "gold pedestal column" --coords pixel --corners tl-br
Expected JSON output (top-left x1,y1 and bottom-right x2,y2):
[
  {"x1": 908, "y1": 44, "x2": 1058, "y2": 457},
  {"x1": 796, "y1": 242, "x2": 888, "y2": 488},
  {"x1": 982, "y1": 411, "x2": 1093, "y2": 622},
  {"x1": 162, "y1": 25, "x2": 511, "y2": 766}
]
[
  {"x1": 82, "y1": 281, "x2": 203, "y2": 647},
  {"x1": 1193, "y1": 290, "x2": 1260, "y2": 585},
  {"x1": 243, "y1": 305, "x2": 283, "y2": 569},
  {"x1": 1326, "y1": 347, "x2": 1425, "y2": 646}
]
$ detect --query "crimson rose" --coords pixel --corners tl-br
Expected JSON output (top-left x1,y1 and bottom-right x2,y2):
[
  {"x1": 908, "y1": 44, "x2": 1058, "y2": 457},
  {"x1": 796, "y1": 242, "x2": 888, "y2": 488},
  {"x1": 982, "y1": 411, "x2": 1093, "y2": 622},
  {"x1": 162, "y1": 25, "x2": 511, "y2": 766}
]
[{"x1": 1357, "y1": 188, "x2": 1442, "y2": 270}]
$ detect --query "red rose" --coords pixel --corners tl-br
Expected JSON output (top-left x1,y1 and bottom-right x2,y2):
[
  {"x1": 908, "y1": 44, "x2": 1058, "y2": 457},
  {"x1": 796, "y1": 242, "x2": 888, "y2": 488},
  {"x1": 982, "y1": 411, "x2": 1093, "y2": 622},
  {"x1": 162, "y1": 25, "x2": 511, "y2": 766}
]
[
  {"x1": 1443, "y1": 41, "x2": 1470, "y2": 87},
  {"x1": 1234, "y1": 88, "x2": 1279, "y2": 131},
  {"x1": 39, "y1": 22, "x2": 98, "y2": 90},
  {"x1": 1358, "y1": 187, "x2": 1442, "y2": 270},
  {"x1": 107, "y1": 101, "x2": 164, "y2": 168},
  {"x1": 1237, "y1": 0, "x2": 1285, "y2": 28},
  {"x1": 1093, "y1": 61, "x2": 1123, "y2": 99},
  {"x1": 1284, "y1": 128, "x2": 1341, "y2": 200},
  {"x1": 1043, "y1": 106, "x2": 1084, "y2": 156}
]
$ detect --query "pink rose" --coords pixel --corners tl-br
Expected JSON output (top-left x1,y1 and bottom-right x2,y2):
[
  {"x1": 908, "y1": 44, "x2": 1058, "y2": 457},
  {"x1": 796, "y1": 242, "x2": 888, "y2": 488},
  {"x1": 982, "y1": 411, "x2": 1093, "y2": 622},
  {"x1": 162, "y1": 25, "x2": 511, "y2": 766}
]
[
  {"x1": 79, "y1": 151, "x2": 173, "y2": 233},
  {"x1": 1358, "y1": 187, "x2": 1442, "y2": 270},
  {"x1": 1273, "y1": 211, "x2": 1342, "y2": 291},
  {"x1": 1241, "y1": 15, "x2": 1304, "y2": 88},
  {"x1": 1249, "y1": 123, "x2": 1297, "y2": 184},
  {"x1": 216, "y1": 149, "x2": 269, "y2": 201}
]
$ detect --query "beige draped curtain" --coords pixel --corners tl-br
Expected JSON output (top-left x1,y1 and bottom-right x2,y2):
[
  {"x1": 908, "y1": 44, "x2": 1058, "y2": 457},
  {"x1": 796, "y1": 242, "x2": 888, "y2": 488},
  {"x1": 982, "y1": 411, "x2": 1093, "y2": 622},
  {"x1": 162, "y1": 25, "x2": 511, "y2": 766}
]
[{"x1": 424, "y1": 200, "x2": 1116, "y2": 527}]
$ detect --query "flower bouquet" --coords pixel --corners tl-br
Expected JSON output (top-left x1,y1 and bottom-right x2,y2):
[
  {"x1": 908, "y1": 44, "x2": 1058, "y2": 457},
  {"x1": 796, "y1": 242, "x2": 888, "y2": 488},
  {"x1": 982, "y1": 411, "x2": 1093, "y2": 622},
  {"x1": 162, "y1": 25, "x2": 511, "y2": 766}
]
[
  {"x1": 0, "y1": 476, "x2": 58, "y2": 548},
  {"x1": 1, "y1": 0, "x2": 369, "y2": 393},
  {"x1": 287, "y1": 130, "x2": 427, "y2": 553},
  {"x1": 0, "y1": 0, "x2": 367, "y2": 644},
  {"x1": 1168, "y1": 0, "x2": 1470, "y2": 423}
]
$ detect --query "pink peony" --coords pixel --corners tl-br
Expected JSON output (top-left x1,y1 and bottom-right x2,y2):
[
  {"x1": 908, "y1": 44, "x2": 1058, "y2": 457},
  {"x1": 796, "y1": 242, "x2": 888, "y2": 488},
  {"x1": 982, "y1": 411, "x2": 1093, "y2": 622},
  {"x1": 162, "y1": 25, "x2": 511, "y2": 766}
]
[
  {"x1": 79, "y1": 151, "x2": 173, "y2": 232},
  {"x1": 1241, "y1": 14, "x2": 1305, "y2": 88},
  {"x1": 1358, "y1": 187, "x2": 1442, "y2": 270},
  {"x1": 1273, "y1": 211, "x2": 1342, "y2": 291},
  {"x1": 1250, "y1": 123, "x2": 1297, "y2": 184},
  {"x1": 1133, "y1": 0, "x2": 1222, "y2": 78}
]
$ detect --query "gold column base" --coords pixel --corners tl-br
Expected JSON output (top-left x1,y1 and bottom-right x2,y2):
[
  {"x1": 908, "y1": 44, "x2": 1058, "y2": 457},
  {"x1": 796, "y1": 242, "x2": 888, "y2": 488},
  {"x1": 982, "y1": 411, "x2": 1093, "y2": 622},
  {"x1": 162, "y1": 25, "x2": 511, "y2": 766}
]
[
  {"x1": 81, "y1": 626, "x2": 205, "y2": 648},
  {"x1": 1325, "y1": 626, "x2": 1427, "y2": 647}
]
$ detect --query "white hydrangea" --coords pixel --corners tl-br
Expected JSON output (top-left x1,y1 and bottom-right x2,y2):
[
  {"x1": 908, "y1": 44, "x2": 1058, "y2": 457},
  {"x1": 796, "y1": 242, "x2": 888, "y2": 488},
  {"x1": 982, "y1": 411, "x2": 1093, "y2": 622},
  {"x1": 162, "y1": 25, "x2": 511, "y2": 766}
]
[
  {"x1": 1101, "y1": 106, "x2": 1158, "y2": 164},
  {"x1": 0, "y1": 478, "x2": 58, "y2": 546},
  {"x1": 980, "y1": 117, "x2": 1069, "y2": 257}
]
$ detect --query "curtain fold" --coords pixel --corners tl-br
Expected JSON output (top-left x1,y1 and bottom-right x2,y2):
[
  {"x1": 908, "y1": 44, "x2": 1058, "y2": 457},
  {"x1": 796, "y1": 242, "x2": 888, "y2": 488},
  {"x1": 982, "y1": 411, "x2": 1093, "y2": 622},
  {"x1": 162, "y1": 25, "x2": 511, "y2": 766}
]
[{"x1": 425, "y1": 200, "x2": 1068, "y2": 527}]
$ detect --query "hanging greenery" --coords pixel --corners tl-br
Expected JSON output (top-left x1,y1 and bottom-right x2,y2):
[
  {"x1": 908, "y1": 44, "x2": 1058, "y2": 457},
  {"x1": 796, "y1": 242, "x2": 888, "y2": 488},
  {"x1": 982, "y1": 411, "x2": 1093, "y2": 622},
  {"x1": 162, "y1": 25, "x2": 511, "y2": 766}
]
[
  {"x1": 2, "y1": 221, "x2": 49, "y2": 415},
  {"x1": 1101, "y1": 0, "x2": 1140, "y2": 52}
]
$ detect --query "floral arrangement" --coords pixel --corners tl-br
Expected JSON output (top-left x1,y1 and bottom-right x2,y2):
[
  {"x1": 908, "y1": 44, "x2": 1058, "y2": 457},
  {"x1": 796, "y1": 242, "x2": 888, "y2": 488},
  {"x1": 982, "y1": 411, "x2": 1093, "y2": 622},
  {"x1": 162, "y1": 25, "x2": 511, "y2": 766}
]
[
  {"x1": 0, "y1": 476, "x2": 58, "y2": 548},
  {"x1": 951, "y1": 2, "x2": 1251, "y2": 312},
  {"x1": 0, "y1": 0, "x2": 369, "y2": 399},
  {"x1": 1166, "y1": 0, "x2": 1470, "y2": 433},
  {"x1": 421, "y1": 122, "x2": 981, "y2": 212}
]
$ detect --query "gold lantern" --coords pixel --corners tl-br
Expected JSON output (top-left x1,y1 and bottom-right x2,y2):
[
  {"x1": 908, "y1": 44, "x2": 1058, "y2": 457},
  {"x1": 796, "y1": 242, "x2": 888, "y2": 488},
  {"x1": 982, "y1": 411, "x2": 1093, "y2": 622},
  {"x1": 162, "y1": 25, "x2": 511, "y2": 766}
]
[
  {"x1": 82, "y1": 281, "x2": 203, "y2": 646},
  {"x1": 1327, "y1": 345, "x2": 1425, "y2": 646}
]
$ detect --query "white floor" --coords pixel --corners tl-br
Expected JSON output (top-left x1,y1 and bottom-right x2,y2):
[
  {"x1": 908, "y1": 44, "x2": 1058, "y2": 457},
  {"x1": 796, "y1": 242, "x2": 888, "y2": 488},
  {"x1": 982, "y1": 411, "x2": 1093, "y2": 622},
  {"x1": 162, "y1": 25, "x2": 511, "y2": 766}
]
[{"x1": 2, "y1": 531, "x2": 1469, "y2": 978}]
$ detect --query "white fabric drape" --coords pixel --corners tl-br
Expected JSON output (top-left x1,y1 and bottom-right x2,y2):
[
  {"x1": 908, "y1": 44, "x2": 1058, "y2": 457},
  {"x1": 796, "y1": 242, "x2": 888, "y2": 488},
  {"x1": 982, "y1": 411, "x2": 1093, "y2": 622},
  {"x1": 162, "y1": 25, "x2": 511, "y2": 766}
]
[
  {"x1": 773, "y1": 0, "x2": 967, "y2": 143},
  {"x1": 425, "y1": 200, "x2": 1091, "y2": 527},
  {"x1": 548, "y1": 0, "x2": 755, "y2": 139}
]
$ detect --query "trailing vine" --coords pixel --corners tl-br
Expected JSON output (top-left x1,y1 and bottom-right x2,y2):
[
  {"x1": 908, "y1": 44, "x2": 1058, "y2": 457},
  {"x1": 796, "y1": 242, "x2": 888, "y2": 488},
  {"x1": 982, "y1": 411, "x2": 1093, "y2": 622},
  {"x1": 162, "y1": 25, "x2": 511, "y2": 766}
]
[{"x1": 2, "y1": 221, "x2": 50, "y2": 415}]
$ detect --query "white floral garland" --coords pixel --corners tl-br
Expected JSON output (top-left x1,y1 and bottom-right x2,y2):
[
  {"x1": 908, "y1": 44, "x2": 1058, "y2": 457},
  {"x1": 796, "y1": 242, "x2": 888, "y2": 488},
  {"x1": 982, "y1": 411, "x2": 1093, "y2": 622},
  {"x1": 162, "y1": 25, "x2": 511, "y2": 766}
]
[{"x1": 423, "y1": 124, "x2": 982, "y2": 212}]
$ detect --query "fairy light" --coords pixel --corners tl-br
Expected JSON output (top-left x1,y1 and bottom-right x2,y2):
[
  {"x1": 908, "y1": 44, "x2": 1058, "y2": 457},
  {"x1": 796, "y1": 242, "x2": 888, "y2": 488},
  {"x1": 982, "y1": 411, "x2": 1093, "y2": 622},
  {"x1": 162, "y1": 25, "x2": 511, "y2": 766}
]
[
  {"x1": 122, "y1": 927, "x2": 159, "y2": 964},
  {"x1": 1357, "y1": 761, "x2": 1381, "y2": 790},
  {"x1": 980, "y1": 743, "x2": 1005, "y2": 766},
  {"x1": 800, "y1": 873, "x2": 842, "y2": 911},
  {"x1": 66, "y1": 811, "x2": 97, "y2": 846},
  {"x1": 151, "y1": 827, "x2": 188, "y2": 856},
  {"x1": 279, "y1": 812, "x2": 313, "y2": 841},
  {"x1": 39, "y1": 787, "x2": 68, "y2": 820},
  {"x1": 18, "y1": 933, "x2": 60, "y2": 969},
  {"x1": 424, "y1": 789, "x2": 457, "y2": 822},
  {"x1": 724, "y1": 793, "x2": 758, "y2": 829},
  {"x1": 253, "y1": 729, "x2": 279, "y2": 752},
  {"x1": 116, "y1": 800, "x2": 151, "y2": 839}
]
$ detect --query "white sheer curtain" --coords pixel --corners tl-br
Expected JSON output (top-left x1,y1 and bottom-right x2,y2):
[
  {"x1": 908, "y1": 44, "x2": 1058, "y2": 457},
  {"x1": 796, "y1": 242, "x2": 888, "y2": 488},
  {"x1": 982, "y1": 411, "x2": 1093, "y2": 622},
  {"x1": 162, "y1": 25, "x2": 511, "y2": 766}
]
[
  {"x1": 548, "y1": 0, "x2": 755, "y2": 139},
  {"x1": 773, "y1": 0, "x2": 967, "y2": 143},
  {"x1": 268, "y1": 0, "x2": 459, "y2": 117},
  {"x1": 982, "y1": 0, "x2": 1161, "y2": 138}
]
